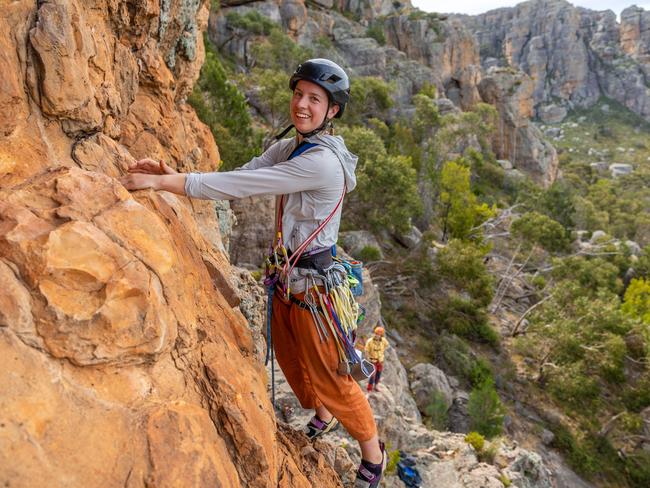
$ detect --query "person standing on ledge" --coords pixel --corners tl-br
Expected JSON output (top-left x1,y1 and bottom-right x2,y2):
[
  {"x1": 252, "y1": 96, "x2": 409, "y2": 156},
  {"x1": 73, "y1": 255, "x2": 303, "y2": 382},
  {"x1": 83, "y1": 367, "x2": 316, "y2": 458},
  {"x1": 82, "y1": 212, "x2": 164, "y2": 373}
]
[
  {"x1": 365, "y1": 326, "x2": 390, "y2": 392},
  {"x1": 120, "y1": 59, "x2": 387, "y2": 488}
]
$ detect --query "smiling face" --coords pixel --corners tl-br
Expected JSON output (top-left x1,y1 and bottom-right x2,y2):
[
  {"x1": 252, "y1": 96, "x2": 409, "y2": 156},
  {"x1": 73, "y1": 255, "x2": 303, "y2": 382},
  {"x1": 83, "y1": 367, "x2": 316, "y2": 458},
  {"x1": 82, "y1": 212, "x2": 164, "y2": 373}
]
[{"x1": 290, "y1": 79, "x2": 340, "y2": 136}]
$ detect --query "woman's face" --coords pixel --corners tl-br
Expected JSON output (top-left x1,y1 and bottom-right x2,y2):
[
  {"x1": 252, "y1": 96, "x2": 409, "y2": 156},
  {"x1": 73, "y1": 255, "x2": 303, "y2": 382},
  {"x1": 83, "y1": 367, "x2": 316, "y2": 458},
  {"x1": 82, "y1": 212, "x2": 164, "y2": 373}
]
[{"x1": 290, "y1": 80, "x2": 339, "y2": 134}]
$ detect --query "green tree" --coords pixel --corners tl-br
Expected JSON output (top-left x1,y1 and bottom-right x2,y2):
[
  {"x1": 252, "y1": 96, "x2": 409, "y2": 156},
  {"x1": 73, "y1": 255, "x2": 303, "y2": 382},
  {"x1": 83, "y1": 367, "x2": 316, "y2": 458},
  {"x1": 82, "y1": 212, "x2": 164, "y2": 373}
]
[
  {"x1": 245, "y1": 68, "x2": 292, "y2": 144},
  {"x1": 346, "y1": 77, "x2": 394, "y2": 125},
  {"x1": 338, "y1": 125, "x2": 421, "y2": 233},
  {"x1": 523, "y1": 283, "x2": 635, "y2": 408},
  {"x1": 623, "y1": 278, "x2": 650, "y2": 323},
  {"x1": 357, "y1": 154, "x2": 422, "y2": 233},
  {"x1": 511, "y1": 211, "x2": 570, "y2": 253},
  {"x1": 539, "y1": 180, "x2": 576, "y2": 230},
  {"x1": 439, "y1": 160, "x2": 495, "y2": 241},
  {"x1": 188, "y1": 39, "x2": 261, "y2": 169},
  {"x1": 250, "y1": 29, "x2": 313, "y2": 72}
]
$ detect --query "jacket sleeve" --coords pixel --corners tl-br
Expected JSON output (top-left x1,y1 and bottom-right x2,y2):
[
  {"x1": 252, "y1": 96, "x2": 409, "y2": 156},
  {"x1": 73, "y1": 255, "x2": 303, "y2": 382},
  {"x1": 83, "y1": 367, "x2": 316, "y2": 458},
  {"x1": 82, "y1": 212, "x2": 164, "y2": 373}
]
[
  {"x1": 235, "y1": 141, "x2": 285, "y2": 171},
  {"x1": 184, "y1": 147, "x2": 340, "y2": 200}
]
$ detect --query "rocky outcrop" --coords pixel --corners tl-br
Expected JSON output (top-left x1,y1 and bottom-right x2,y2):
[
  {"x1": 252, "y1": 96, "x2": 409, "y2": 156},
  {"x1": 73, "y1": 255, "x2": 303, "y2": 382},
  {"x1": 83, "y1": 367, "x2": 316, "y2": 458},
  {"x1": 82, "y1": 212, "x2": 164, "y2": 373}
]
[
  {"x1": 383, "y1": 13, "x2": 483, "y2": 110},
  {"x1": 478, "y1": 67, "x2": 559, "y2": 186},
  {"x1": 461, "y1": 0, "x2": 650, "y2": 122},
  {"x1": 0, "y1": 1, "x2": 339, "y2": 486}
]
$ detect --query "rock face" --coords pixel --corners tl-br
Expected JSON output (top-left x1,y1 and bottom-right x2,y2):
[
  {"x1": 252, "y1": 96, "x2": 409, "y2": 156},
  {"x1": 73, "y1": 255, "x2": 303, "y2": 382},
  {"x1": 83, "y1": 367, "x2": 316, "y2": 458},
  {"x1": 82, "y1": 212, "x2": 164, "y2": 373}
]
[
  {"x1": 478, "y1": 67, "x2": 559, "y2": 186},
  {"x1": 462, "y1": 0, "x2": 650, "y2": 122},
  {"x1": 229, "y1": 195, "x2": 275, "y2": 268},
  {"x1": 0, "y1": 1, "x2": 340, "y2": 486}
]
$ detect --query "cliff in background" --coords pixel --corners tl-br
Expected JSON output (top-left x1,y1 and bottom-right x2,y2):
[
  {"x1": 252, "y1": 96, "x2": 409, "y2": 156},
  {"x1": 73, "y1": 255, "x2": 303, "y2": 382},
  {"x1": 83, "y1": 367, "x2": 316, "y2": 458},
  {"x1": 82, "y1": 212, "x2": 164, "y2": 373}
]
[
  {"x1": 213, "y1": 0, "x2": 558, "y2": 189},
  {"x1": 460, "y1": 0, "x2": 650, "y2": 123},
  {"x1": 0, "y1": 1, "x2": 342, "y2": 486}
]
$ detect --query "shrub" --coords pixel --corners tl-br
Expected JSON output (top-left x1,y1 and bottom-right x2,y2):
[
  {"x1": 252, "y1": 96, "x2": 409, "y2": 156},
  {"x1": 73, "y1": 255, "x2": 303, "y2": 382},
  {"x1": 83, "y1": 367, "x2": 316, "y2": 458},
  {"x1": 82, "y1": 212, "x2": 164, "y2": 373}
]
[
  {"x1": 551, "y1": 257, "x2": 622, "y2": 295},
  {"x1": 226, "y1": 10, "x2": 276, "y2": 36},
  {"x1": 347, "y1": 76, "x2": 394, "y2": 125},
  {"x1": 550, "y1": 423, "x2": 599, "y2": 476},
  {"x1": 622, "y1": 278, "x2": 650, "y2": 323},
  {"x1": 467, "y1": 382, "x2": 505, "y2": 438},
  {"x1": 424, "y1": 391, "x2": 449, "y2": 430},
  {"x1": 436, "y1": 240, "x2": 494, "y2": 307},
  {"x1": 385, "y1": 448, "x2": 401, "y2": 475},
  {"x1": 436, "y1": 334, "x2": 495, "y2": 387},
  {"x1": 469, "y1": 358, "x2": 494, "y2": 387},
  {"x1": 434, "y1": 296, "x2": 499, "y2": 347},
  {"x1": 366, "y1": 24, "x2": 386, "y2": 45},
  {"x1": 626, "y1": 451, "x2": 650, "y2": 487},
  {"x1": 464, "y1": 431, "x2": 485, "y2": 451},
  {"x1": 358, "y1": 245, "x2": 381, "y2": 263},
  {"x1": 250, "y1": 30, "x2": 313, "y2": 72}
]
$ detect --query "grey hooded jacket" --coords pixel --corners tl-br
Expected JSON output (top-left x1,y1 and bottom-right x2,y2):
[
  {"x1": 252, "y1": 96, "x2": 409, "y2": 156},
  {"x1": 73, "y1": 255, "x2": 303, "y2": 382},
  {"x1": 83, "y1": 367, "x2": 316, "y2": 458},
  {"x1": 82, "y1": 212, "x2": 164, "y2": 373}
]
[{"x1": 185, "y1": 134, "x2": 358, "y2": 289}]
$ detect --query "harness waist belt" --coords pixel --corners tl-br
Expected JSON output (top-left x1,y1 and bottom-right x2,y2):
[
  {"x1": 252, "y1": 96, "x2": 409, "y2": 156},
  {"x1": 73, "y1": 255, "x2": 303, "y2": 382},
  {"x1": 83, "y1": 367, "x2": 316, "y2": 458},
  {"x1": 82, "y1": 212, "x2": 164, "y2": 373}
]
[
  {"x1": 289, "y1": 248, "x2": 333, "y2": 270},
  {"x1": 290, "y1": 295, "x2": 323, "y2": 313}
]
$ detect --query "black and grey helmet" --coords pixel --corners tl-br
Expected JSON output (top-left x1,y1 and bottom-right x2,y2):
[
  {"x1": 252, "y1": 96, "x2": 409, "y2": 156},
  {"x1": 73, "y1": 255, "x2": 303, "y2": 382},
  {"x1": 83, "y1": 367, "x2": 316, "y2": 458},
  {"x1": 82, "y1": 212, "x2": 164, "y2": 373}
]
[{"x1": 289, "y1": 59, "x2": 350, "y2": 118}]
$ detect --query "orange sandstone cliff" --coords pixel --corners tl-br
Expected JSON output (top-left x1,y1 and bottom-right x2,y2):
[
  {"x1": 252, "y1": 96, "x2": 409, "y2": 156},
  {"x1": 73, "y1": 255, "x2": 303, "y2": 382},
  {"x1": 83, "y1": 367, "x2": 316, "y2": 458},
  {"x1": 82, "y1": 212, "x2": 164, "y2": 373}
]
[{"x1": 0, "y1": 1, "x2": 341, "y2": 486}]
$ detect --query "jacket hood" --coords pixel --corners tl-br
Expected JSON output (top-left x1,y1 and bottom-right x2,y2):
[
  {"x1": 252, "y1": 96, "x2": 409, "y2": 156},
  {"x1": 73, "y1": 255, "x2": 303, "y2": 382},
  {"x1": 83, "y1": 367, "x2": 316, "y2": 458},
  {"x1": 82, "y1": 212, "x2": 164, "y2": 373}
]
[{"x1": 307, "y1": 134, "x2": 358, "y2": 192}]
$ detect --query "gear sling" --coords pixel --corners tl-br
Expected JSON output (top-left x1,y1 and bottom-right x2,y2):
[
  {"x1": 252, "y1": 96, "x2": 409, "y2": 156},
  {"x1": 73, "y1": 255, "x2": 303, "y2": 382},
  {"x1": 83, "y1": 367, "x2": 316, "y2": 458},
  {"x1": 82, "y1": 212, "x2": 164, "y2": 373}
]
[{"x1": 264, "y1": 142, "x2": 373, "y2": 408}]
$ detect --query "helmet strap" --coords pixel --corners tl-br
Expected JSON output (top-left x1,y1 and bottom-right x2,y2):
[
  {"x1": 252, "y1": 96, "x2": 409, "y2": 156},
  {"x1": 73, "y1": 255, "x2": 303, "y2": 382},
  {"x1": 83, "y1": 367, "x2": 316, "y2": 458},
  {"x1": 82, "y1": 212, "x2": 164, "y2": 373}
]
[{"x1": 274, "y1": 115, "x2": 332, "y2": 141}]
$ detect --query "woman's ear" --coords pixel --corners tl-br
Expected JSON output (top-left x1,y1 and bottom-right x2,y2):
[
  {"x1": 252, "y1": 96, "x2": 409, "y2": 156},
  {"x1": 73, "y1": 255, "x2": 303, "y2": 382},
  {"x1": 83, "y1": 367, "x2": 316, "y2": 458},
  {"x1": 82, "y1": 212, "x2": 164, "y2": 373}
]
[{"x1": 327, "y1": 103, "x2": 340, "y2": 120}]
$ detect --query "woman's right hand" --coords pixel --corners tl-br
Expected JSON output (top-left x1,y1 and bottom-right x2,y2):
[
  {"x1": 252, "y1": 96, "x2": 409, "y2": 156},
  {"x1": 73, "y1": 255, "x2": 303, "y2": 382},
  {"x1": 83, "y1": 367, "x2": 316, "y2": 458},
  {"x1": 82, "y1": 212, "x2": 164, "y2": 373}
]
[{"x1": 128, "y1": 158, "x2": 178, "y2": 175}]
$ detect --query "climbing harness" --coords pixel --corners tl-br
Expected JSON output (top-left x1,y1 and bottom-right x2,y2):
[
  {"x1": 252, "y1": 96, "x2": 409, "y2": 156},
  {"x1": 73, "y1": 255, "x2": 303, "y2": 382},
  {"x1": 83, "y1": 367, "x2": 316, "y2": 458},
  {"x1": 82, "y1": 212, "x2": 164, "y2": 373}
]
[{"x1": 264, "y1": 141, "x2": 373, "y2": 408}]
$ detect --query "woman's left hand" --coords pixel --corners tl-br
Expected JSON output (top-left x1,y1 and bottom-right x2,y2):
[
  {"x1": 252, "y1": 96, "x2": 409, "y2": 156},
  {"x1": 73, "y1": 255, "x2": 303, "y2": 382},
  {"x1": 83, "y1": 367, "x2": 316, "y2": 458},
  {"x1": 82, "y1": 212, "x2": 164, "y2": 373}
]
[{"x1": 119, "y1": 173, "x2": 160, "y2": 191}]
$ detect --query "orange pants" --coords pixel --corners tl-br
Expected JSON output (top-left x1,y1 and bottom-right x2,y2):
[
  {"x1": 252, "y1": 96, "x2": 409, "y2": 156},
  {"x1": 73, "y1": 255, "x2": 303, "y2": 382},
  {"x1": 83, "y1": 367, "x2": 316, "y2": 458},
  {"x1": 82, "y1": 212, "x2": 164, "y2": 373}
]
[{"x1": 271, "y1": 290, "x2": 377, "y2": 441}]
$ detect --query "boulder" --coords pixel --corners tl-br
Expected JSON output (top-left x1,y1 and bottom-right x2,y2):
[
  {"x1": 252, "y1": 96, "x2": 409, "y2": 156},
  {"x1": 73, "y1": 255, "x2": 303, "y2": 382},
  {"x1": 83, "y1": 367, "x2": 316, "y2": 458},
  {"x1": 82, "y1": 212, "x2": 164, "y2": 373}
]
[
  {"x1": 497, "y1": 159, "x2": 513, "y2": 170},
  {"x1": 538, "y1": 103, "x2": 567, "y2": 123},
  {"x1": 625, "y1": 240, "x2": 642, "y2": 256},
  {"x1": 590, "y1": 230, "x2": 608, "y2": 243},
  {"x1": 338, "y1": 230, "x2": 384, "y2": 260},
  {"x1": 590, "y1": 161, "x2": 610, "y2": 173},
  {"x1": 393, "y1": 225, "x2": 422, "y2": 249},
  {"x1": 410, "y1": 363, "x2": 454, "y2": 413},
  {"x1": 609, "y1": 163, "x2": 634, "y2": 178}
]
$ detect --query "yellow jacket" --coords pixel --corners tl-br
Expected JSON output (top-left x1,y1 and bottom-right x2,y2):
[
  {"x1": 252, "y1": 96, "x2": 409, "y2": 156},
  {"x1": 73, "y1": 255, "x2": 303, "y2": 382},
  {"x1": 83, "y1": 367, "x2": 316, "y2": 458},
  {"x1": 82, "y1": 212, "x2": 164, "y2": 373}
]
[{"x1": 365, "y1": 337, "x2": 390, "y2": 362}]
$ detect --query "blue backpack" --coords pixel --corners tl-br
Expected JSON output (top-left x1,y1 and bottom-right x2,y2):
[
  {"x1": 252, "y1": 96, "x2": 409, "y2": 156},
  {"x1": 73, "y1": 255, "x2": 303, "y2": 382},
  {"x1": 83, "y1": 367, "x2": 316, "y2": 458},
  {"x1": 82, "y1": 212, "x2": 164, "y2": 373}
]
[{"x1": 397, "y1": 456, "x2": 422, "y2": 488}]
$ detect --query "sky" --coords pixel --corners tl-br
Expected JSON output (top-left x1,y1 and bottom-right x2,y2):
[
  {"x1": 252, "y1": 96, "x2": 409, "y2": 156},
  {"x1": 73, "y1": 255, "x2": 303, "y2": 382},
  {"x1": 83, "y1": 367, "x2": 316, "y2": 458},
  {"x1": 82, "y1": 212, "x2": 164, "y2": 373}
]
[{"x1": 411, "y1": 0, "x2": 650, "y2": 17}]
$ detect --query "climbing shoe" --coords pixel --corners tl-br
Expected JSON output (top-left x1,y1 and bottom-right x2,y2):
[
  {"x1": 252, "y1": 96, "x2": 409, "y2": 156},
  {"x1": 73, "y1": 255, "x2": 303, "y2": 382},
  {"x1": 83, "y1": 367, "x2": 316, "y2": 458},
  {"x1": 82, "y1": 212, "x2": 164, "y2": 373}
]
[
  {"x1": 354, "y1": 441, "x2": 387, "y2": 488},
  {"x1": 304, "y1": 415, "x2": 339, "y2": 440}
]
